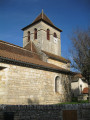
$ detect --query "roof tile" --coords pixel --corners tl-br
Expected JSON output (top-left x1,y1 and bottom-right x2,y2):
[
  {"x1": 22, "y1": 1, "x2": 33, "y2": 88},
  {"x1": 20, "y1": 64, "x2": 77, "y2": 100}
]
[
  {"x1": 24, "y1": 41, "x2": 38, "y2": 53},
  {"x1": 32, "y1": 12, "x2": 54, "y2": 26},
  {"x1": 82, "y1": 87, "x2": 89, "y2": 94},
  {"x1": 0, "y1": 40, "x2": 74, "y2": 74},
  {"x1": 42, "y1": 50, "x2": 71, "y2": 63}
]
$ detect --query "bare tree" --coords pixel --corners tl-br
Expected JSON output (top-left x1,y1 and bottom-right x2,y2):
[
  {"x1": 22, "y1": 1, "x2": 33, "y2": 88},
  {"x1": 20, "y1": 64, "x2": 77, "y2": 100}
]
[{"x1": 70, "y1": 27, "x2": 90, "y2": 101}]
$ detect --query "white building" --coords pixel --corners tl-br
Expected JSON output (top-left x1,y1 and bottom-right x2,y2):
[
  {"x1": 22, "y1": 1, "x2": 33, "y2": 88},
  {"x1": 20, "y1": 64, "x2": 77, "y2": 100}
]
[{"x1": 71, "y1": 74, "x2": 88, "y2": 97}]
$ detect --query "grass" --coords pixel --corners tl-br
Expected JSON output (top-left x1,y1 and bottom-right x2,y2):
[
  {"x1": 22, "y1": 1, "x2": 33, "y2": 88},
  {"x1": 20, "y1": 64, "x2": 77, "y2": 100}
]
[{"x1": 58, "y1": 100, "x2": 89, "y2": 105}]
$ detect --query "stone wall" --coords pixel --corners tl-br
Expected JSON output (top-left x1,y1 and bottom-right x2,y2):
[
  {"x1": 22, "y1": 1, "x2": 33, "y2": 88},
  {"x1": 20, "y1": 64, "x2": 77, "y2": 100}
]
[
  {"x1": 0, "y1": 63, "x2": 71, "y2": 105},
  {"x1": 47, "y1": 58, "x2": 70, "y2": 70},
  {"x1": 0, "y1": 104, "x2": 90, "y2": 120},
  {"x1": 41, "y1": 22, "x2": 61, "y2": 56},
  {"x1": 23, "y1": 21, "x2": 42, "y2": 48},
  {"x1": 23, "y1": 21, "x2": 61, "y2": 56}
]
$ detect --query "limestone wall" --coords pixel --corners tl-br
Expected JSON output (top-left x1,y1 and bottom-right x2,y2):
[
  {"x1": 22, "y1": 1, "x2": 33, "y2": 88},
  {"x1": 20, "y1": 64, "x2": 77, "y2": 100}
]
[
  {"x1": 23, "y1": 21, "x2": 42, "y2": 48},
  {"x1": 0, "y1": 63, "x2": 71, "y2": 105},
  {"x1": 23, "y1": 21, "x2": 61, "y2": 56},
  {"x1": 47, "y1": 58, "x2": 70, "y2": 70},
  {"x1": 41, "y1": 22, "x2": 61, "y2": 56}
]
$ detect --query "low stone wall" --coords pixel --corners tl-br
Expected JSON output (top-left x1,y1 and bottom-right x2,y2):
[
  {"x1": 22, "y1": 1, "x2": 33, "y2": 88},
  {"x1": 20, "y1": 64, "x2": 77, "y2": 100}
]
[{"x1": 0, "y1": 104, "x2": 90, "y2": 120}]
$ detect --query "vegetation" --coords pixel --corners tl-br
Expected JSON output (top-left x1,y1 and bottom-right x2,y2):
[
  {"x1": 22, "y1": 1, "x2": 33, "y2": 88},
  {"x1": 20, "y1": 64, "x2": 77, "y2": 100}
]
[
  {"x1": 70, "y1": 27, "x2": 90, "y2": 102},
  {"x1": 58, "y1": 100, "x2": 89, "y2": 105},
  {"x1": 70, "y1": 27, "x2": 90, "y2": 82}
]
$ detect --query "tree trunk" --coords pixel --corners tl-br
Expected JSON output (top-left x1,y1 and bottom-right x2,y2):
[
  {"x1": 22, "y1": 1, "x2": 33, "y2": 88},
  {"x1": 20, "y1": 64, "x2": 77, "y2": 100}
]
[{"x1": 88, "y1": 85, "x2": 90, "y2": 102}]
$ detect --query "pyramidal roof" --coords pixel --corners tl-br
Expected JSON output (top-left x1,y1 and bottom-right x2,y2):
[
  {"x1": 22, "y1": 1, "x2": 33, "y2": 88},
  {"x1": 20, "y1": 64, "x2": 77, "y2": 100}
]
[
  {"x1": 22, "y1": 10, "x2": 62, "y2": 32},
  {"x1": 32, "y1": 10, "x2": 54, "y2": 26}
]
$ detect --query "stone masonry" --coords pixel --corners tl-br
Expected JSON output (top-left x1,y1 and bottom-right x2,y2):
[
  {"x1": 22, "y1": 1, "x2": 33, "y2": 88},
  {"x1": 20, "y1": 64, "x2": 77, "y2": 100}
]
[
  {"x1": 0, "y1": 11, "x2": 73, "y2": 105},
  {"x1": 0, "y1": 63, "x2": 71, "y2": 105},
  {"x1": 0, "y1": 104, "x2": 90, "y2": 120},
  {"x1": 23, "y1": 21, "x2": 61, "y2": 56}
]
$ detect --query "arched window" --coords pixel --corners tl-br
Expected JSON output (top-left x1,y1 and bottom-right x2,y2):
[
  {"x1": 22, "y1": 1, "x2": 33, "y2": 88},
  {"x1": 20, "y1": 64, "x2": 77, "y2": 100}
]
[
  {"x1": 55, "y1": 76, "x2": 62, "y2": 93},
  {"x1": 53, "y1": 32, "x2": 57, "y2": 38},
  {"x1": 47, "y1": 29, "x2": 50, "y2": 40},
  {"x1": 27, "y1": 31, "x2": 30, "y2": 42},
  {"x1": 55, "y1": 76, "x2": 60, "y2": 92},
  {"x1": 34, "y1": 28, "x2": 37, "y2": 39}
]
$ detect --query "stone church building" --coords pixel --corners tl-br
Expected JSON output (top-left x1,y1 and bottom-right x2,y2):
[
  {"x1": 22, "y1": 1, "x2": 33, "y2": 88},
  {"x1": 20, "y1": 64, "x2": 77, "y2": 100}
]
[{"x1": 0, "y1": 11, "x2": 74, "y2": 105}]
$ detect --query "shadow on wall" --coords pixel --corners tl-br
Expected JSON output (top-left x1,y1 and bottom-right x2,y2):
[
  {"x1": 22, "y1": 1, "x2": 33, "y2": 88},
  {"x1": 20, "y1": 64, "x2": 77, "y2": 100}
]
[
  {"x1": 4, "y1": 112, "x2": 14, "y2": 120},
  {"x1": 28, "y1": 98, "x2": 39, "y2": 105},
  {"x1": 63, "y1": 76, "x2": 71, "y2": 102},
  {"x1": 72, "y1": 87, "x2": 80, "y2": 97},
  {"x1": 0, "y1": 67, "x2": 7, "y2": 70}
]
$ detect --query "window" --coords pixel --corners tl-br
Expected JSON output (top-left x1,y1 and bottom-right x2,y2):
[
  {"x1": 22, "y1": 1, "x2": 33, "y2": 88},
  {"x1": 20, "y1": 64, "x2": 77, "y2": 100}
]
[
  {"x1": 55, "y1": 76, "x2": 60, "y2": 92},
  {"x1": 27, "y1": 31, "x2": 30, "y2": 42},
  {"x1": 34, "y1": 28, "x2": 37, "y2": 39},
  {"x1": 47, "y1": 29, "x2": 50, "y2": 40},
  {"x1": 53, "y1": 32, "x2": 57, "y2": 38}
]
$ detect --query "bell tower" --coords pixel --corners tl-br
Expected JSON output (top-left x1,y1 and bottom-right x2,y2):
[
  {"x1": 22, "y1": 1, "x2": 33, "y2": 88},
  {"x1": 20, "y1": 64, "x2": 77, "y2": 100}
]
[{"x1": 22, "y1": 10, "x2": 62, "y2": 56}]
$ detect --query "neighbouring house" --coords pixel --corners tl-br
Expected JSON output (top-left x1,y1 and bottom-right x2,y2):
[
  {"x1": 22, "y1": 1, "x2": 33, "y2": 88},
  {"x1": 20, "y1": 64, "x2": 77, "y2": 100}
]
[
  {"x1": 82, "y1": 87, "x2": 89, "y2": 100},
  {"x1": 71, "y1": 73, "x2": 88, "y2": 99},
  {"x1": 0, "y1": 10, "x2": 75, "y2": 105}
]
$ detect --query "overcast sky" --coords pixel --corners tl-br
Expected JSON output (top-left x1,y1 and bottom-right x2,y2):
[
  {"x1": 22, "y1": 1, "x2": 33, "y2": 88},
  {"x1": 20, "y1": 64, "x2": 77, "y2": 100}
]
[{"x1": 0, "y1": 0, "x2": 90, "y2": 67}]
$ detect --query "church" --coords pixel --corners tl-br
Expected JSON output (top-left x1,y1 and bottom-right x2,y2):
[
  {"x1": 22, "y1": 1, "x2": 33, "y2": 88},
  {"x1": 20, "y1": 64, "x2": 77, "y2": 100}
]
[{"x1": 0, "y1": 11, "x2": 74, "y2": 105}]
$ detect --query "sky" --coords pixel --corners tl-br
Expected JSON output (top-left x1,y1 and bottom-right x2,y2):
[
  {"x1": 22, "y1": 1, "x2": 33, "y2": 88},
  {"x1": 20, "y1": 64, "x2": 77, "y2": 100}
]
[{"x1": 0, "y1": 0, "x2": 90, "y2": 71}]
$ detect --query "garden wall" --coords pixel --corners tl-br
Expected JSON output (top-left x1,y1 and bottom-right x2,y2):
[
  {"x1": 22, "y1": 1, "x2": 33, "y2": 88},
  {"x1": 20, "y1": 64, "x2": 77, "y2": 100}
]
[{"x1": 0, "y1": 104, "x2": 90, "y2": 120}]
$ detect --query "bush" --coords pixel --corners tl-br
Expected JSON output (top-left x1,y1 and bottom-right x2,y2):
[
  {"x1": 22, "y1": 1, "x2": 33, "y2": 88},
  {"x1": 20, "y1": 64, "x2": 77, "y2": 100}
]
[
  {"x1": 78, "y1": 100, "x2": 89, "y2": 103},
  {"x1": 72, "y1": 97, "x2": 78, "y2": 102}
]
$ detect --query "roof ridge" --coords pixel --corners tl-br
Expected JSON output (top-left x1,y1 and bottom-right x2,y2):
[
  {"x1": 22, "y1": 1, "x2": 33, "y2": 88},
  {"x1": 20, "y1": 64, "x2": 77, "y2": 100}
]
[
  {"x1": 0, "y1": 40, "x2": 23, "y2": 48},
  {"x1": 42, "y1": 50, "x2": 71, "y2": 63},
  {"x1": 24, "y1": 41, "x2": 40, "y2": 56},
  {"x1": 0, "y1": 40, "x2": 40, "y2": 56},
  {"x1": 32, "y1": 11, "x2": 54, "y2": 25},
  {"x1": 22, "y1": 11, "x2": 62, "y2": 32},
  {"x1": 43, "y1": 13, "x2": 54, "y2": 25}
]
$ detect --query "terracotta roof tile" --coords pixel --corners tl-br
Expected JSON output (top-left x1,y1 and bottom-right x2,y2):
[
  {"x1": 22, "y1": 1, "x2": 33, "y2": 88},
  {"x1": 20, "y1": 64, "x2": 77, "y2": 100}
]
[
  {"x1": 32, "y1": 12, "x2": 54, "y2": 26},
  {"x1": 0, "y1": 40, "x2": 41, "y2": 60},
  {"x1": 0, "y1": 49, "x2": 71, "y2": 73},
  {"x1": 82, "y1": 87, "x2": 89, "y2": 94},
  {"x1": 0, "y1": 40, "x2": 74, "y2": 74},
  {"x1": 42, "y1": 50, "x2": 71, "y2": 63},
  {"x1": 74, "y1": 73, "x2": 83, "y2": 78},
  {"x1": 24, "y1": 41, "x2": 38, "y2": 53}
]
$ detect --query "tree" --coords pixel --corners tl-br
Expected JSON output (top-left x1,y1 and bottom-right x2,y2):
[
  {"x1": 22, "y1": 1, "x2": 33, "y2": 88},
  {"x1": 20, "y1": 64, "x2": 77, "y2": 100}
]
[{"x1": 70, "y1": 27, "x2": 90, "y2": 101}]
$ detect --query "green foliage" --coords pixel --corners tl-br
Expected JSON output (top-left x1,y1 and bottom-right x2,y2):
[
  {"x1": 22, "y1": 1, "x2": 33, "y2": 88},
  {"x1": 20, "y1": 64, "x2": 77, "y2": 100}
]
[
  {"x1": 70, "y1": 27, "x2": 90, "y2": 83},
  {"x1": 78, "y1": 100, "x2": 89, "y2": 103},
  {"x1": 72, "y1": 97, "x2": 78, "y2": 102},
  {"x1": 58, "y1": 100, "x2": 89, "y2": 105},
  {"x1": 57, "y1": 97, "x2": 89, "y2": 105}
]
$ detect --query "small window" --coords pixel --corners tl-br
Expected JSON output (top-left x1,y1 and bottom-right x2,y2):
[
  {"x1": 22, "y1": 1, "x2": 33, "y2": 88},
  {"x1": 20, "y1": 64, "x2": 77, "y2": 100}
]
[
  {"x1": 27, "y1": 31, "x2": 30, "y2": 42},
  {"x1": 47, "y1": 29, "x2": 50, "y2": 40},
  {"x1": 34, "y1": 28, "x2": 37, "y2": 39},
  {"x1": 55, "y1": 76, "x2": 60, "y2": 92},
  {"x1": 54, "y1": 32, "x2": 57, "y2": 38}
]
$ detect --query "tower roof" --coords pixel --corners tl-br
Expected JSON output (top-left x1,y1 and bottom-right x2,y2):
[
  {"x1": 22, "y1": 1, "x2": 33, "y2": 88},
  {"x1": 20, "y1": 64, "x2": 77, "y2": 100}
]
[
  {"x1": 22, "y1": 11, "x2": 62, "y2": 32},
  {"x1": 32, "y1": 10, "x2": 54, "y2": 26}
]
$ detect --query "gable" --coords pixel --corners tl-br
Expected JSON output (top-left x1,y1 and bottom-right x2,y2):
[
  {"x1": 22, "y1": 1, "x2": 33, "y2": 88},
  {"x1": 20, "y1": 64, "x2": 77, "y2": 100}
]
[
  {"x1": 42, "y1": 50, "x2": 71, "y2": 63},
  {"x1": 22, "y1": 12, "x2": 62, "y2": 32}
]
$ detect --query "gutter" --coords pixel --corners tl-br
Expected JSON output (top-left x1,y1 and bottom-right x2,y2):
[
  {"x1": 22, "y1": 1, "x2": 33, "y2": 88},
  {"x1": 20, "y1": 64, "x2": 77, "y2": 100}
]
[{"x1": 0, "y1": 56, "x2": 74, "y2": 75}]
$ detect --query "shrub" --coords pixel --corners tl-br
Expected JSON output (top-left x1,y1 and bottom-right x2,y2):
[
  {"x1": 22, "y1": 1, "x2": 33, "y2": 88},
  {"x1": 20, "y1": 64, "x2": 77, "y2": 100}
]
[{"x1": 72, "y1": 97, "x2": 78, "y2": 102}]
